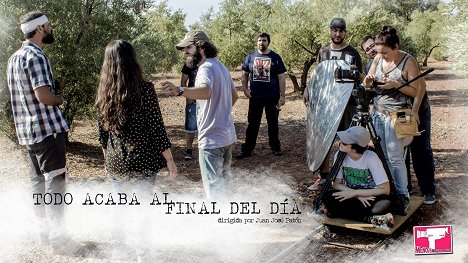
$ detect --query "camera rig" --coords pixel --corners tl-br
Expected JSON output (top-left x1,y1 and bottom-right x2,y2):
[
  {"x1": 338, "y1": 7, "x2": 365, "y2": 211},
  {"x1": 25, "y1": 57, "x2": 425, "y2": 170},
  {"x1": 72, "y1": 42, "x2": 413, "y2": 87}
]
[
  {"x1": 312, "y1": 65, "x2": 435, "y2": 215},
  {"x1": 334, "y1": 66, "x2": 376, "y2": 113}
]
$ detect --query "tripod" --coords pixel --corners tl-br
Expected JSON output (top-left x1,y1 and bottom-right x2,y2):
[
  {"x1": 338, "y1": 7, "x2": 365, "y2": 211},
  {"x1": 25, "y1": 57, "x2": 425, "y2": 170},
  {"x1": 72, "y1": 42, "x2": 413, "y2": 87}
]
[
  {"x1": 312, "y1": 67, "x2": 435, "y2": 216},
  {"x1": 312, "y1": 98, "x2": 406, "y2": 216}
]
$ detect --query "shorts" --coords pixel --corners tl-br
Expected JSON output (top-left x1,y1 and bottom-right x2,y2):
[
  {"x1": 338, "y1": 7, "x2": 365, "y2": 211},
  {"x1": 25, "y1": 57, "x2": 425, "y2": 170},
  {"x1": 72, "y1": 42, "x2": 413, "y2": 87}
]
[
  {"x1": 185, "y1": 101, "x2": 197, "y2": 133},
  {"x1": 26, "y1": 133, "x2": 67, "y2": 180}
]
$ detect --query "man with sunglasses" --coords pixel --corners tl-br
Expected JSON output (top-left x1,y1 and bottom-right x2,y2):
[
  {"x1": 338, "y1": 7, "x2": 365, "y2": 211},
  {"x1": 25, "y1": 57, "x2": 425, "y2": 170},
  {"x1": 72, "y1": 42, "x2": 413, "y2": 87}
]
[{"x1": 305, "y1": 18, "x2": 364, "y2": 190}]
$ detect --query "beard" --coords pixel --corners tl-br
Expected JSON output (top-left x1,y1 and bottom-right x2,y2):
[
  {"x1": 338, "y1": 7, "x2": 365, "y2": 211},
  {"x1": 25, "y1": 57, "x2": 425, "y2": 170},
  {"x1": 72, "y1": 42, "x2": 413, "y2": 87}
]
[
  {"x1": 331, "y1": 37, "x2": 344, "y2": 45},
  {"x1": 43, "y1": 30, "x2": 55, "y2": 44},
  {"x1": 185, "y1": 49, "x2": 202, "y2": 68},
  {"x1": 258, "y1": 45, "x2": 267, "y2": 52}
]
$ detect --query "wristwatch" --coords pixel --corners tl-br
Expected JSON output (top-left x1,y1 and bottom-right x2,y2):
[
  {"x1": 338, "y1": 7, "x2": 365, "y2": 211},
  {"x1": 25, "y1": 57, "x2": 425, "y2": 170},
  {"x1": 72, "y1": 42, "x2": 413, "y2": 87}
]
[{"x1": 177, "y1": 86, "x2": 186, "y2": 96}]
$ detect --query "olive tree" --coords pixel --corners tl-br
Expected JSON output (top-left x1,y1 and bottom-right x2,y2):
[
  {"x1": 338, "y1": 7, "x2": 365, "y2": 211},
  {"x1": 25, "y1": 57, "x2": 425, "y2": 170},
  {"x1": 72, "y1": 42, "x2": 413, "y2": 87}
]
[
  {"x1": 443, "y1": 0, "x2": 468, "y2": 75},
  {"x1": 0, "y1": 0, "x2": 185, "y2": 142},
  {"x1": 133, "y1": 0, "x2": 187, "y2": 75},
  {"x1": 406, "y1": 6, "x2": 448, "y2": 66}
]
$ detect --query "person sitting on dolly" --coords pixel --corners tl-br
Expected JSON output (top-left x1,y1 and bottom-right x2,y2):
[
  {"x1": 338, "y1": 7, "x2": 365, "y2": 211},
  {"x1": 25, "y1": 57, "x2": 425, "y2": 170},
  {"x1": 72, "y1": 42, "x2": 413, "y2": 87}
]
[{"x1": 322, "y1": 126, "x2": 394, "y2": 229}]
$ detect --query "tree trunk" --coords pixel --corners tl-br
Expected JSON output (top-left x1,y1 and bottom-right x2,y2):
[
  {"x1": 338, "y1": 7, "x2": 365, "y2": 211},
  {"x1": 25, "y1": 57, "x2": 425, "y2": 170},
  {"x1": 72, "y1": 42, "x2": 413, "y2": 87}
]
[
  {"x1": 287, "y1": 70, "x2": 300, "y2": 92},
  {"x1": 76, "y1": 1, "x2": 95, "y2": 44},
  {"x1": 292, "y1": 41, "x2": 321, "y2": 93},
  {"x1": 300, "y1": 58, "x2": 315, "y2": 92},
  {"x1": 423, "y1": 44, "x2": 440, "y2": 67}
]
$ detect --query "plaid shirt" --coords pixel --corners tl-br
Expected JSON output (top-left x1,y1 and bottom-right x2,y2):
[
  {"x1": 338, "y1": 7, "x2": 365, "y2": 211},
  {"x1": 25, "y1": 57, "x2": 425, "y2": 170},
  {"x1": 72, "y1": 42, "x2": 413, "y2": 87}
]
[{"x1": 7, "y1": 41, "x2": 69, "y2": 145}]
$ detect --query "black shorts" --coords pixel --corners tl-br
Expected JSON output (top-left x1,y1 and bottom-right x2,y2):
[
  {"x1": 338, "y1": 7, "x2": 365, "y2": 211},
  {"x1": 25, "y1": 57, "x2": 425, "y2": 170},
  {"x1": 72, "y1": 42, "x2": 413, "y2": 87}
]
[{"x1": 26, "y1": 133, "x2": 67, "y2": 178}]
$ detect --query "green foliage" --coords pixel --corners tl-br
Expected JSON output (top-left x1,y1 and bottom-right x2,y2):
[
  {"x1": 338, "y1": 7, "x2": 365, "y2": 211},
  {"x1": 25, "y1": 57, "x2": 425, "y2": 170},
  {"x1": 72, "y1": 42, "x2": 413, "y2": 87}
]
[
  {"x1": 380, "y1": 0, "x2": 441, "y2": 22},
  {"x1": 49, "y1": 0, "x2": 141, "y2": 125},
  {"x1": 0, "y1": 78, "x2": 16, "y2": 143},
  {"x1": 443, "y1": 0, "x2": 468, "y2": 75},
  {"x1": 0, "y1": 0, "x2": 184, "y2": 142},
  {"x1": 133, "y1": 1, "x2": 187, "y2": 76},
  {"x1": 199, "y1": 0, "x2": 272, "y2": 68},
  {"x1": 0, "y1": 0, "x2": 460, "y2": 143},
  {"x1": 0, "y1": 4, "x2": 18, "y2": 142},
  {"x1": 406, "y1": 6, "x2": 448, "y2": 63}
]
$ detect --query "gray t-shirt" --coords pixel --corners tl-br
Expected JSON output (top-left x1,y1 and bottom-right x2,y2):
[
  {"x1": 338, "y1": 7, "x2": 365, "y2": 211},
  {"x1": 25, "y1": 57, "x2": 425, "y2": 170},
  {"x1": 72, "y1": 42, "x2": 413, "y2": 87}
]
[{"x1": 195, "y1": 58, "x2": 237, "y2": 149}]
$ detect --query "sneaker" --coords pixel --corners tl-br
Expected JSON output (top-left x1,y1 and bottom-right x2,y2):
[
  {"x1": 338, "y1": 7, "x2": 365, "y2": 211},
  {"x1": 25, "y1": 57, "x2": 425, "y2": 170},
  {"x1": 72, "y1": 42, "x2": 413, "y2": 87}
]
[
  {"x1": 308, "y1": 178, "x2": 326, "y2": 191},
  {"x1": 370, "y1": 213, "x2": 394, "y2": 228},
  {"x1": 184, "y1": 149, "x2": 193, "y2": 160},
  {"x1": 424, "y1": 194, "x2": 437, "y2": 205},
  {"x1": 272, "y1": 149, "x2": 283, "y2": 156},
  {"x1": 235, "y1": 151, "x2": 251, "y2": 159},
  {"x1": 398, "y1": 194, "x2": 410, "y2": 212}
]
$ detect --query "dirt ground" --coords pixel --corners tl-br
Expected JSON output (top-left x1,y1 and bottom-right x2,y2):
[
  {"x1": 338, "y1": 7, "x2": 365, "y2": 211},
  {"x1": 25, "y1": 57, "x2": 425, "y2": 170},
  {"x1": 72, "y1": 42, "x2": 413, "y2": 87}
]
[
  {"x1": 1, "y1": 60, "x2": 467, "y2": 262},
  {"x1": 67, "y1": 59, "x2": 468, "y2": 204}
]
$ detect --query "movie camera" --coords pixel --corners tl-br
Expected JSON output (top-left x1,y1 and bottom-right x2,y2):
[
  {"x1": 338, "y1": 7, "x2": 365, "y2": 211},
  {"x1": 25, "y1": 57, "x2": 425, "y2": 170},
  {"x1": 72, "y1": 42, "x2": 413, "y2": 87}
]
[
  {"x1": 313, "y1": 65, "x2": 436, "y2": 214},
  {"x1": 311, "y1": 64, "x2": 402, "y2": 214},
  {"x1": 334, "y1": 66, "x2": 376, "y2": 112}
]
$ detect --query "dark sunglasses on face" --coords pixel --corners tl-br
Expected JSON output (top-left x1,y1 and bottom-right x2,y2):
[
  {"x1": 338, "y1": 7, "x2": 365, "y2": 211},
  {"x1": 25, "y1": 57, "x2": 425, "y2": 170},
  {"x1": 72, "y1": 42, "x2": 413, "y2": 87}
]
[{"x1": 341, "y1": 141, "x2": 349, "y2": 146}]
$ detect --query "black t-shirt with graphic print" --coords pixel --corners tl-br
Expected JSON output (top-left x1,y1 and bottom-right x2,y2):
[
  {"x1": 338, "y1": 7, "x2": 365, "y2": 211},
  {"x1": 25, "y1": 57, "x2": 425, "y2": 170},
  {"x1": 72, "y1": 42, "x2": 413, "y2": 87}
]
[
  {"x1": 318, "y1": 44, "x2": 362, "y2": 106},
  {"x1": 242, "y1": 50, "x2": 287, "y2": 99},
  {"x1": 318, "y1": 44, "x2": 363, "y2": 73}
]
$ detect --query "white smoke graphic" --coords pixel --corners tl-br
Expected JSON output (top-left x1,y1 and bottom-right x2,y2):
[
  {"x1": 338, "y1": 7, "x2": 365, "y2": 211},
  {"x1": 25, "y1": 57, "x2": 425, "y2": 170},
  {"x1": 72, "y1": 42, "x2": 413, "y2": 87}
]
[
  {"x1": 0, "y1": 139, "x2": 321, "y2": 262},
  {"x1": 2, "y1": 141, "x2": 466, "y2": 262}
]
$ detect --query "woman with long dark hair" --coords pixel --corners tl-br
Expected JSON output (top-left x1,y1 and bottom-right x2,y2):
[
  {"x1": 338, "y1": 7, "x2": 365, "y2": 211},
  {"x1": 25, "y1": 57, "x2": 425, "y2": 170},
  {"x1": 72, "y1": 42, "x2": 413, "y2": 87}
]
[
  {"x1": 96, "y1": 40, "x2": 176, "y2": 261},
  {"x1": 96, "y1": 39, "x2": 176, "y2": 179},
  {"x1": 364, "y1": 26, "x2": 425, "y2": 212}
]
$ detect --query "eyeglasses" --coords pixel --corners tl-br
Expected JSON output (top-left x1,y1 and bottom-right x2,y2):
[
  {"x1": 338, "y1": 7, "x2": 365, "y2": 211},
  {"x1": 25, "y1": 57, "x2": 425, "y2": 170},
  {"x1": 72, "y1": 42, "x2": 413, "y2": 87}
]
[
  {"x1": 364, "y1": 43, "x2": 375, "y2": 53},
  {"x1": 341, "y1": 142, "x2": 349, "y2": 146}
]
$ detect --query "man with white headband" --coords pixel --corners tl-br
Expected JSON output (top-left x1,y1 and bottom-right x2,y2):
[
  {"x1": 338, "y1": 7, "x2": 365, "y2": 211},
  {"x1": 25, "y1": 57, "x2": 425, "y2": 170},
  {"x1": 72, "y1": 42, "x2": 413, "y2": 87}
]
[{"x1": 7, "y1": 11, "x2": 81, "y2": 255}]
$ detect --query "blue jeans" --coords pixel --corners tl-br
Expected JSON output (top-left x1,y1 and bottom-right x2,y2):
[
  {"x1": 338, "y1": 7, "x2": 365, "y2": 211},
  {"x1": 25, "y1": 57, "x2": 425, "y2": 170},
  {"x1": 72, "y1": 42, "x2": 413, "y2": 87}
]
[
  {"x1": 372, "y1": 111, "x2": 409, "y2": 197},
  {"x1": 185, "y1": 101, "x2": 197, "y2": 133},
  {"x1": 199, "y1": 144, "x2": 234, "y2": 200}
]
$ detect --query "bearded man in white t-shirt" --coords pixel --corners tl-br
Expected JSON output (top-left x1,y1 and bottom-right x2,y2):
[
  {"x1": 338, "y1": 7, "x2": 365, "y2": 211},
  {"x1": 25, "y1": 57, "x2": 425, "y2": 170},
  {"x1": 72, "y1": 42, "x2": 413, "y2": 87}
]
[{"x1": 162, "y1": 31, "x2": 238, "y2": 200}]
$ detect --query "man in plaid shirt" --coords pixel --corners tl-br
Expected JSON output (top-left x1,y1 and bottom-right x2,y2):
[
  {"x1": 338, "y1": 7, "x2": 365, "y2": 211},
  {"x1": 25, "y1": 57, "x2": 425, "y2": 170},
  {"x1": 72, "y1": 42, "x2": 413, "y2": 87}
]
[{"x1": 7, "y1": 11, "x2": 81, "y2": 255}]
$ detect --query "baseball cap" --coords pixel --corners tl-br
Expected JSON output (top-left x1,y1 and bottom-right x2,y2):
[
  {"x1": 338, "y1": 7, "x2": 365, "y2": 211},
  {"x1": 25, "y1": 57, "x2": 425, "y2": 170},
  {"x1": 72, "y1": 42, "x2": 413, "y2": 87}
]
[
  {"x1": 337, "y1": 126, "x2": 370, "y2": 147},
  {"x1": 330, "y1": 18, "x2": 346, "y2": 30},
  {"x1": 175, "y1": 30, "x2": 210, "y2": 50}
]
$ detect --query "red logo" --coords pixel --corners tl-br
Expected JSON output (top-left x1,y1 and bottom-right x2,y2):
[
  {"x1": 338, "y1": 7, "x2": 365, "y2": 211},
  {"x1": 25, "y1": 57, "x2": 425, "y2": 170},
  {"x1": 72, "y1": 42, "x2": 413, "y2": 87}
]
[{"x1": 413, "y1": 225, "x2": 453, "y2": 255}]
